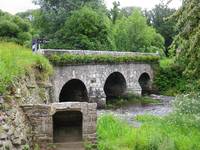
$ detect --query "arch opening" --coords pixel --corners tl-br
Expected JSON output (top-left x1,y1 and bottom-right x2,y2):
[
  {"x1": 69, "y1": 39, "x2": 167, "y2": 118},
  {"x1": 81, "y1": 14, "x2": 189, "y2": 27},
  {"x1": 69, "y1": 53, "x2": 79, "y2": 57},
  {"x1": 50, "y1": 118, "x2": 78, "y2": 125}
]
[
  {"x1": 59, "y1": 79, "x2": 89, "y2": 102},
  {"x1": 53, "y1": 111, "x2": 83, "y2": 143},
  {"x1": 104, "y1": 72, "x2": 127, "y2": 101},
  {"x1": 138, "y1": 73, "x2": 151, "y2": 95}
]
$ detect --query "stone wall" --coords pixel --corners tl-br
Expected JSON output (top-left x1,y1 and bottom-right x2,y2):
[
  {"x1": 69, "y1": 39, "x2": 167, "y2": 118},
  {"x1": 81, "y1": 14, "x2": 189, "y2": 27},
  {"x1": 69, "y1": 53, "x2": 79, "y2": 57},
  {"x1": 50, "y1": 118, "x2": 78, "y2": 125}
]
[
  {"x1": 0, "y1": 70, "x2": 52, "y2": 150},
  {"x1": 20, "y1": 102, "x2": 97, "y2": 148}
]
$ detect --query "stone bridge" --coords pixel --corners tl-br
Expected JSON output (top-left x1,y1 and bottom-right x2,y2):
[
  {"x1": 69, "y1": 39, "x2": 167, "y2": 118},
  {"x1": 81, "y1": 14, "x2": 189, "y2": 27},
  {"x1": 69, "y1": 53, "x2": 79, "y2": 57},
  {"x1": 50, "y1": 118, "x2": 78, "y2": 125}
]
[
  {"x1": 40, "y1": 49, "x2": 158, "y2": 107},
  {"x1": 18, "y1": 49, "x2": 159, "y2": 148}
]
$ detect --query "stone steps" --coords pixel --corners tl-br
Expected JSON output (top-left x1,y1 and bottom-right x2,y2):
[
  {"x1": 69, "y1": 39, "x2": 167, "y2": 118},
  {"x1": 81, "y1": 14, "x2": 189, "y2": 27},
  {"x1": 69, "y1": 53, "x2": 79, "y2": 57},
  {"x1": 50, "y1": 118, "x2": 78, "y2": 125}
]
[{"x1": 54, "y1": 142, "x2": 85, "y2": 150}]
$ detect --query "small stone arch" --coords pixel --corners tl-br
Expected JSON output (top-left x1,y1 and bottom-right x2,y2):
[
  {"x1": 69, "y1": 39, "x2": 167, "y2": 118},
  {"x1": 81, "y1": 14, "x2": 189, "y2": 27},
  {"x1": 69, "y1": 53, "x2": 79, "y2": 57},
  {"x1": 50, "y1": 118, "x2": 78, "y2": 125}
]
[
  {"x1": 53, "y1": 111, "x2": 83, "y2": 143},
  {"x1": 59, "y1": 79, "x2": 89, "y2": 102},
  {"x1": 104, "y1": 72, "x2": 127, "y2": 100},
  {"x1": 138, "y1": 72, "x2": 151, "y2": 95}
]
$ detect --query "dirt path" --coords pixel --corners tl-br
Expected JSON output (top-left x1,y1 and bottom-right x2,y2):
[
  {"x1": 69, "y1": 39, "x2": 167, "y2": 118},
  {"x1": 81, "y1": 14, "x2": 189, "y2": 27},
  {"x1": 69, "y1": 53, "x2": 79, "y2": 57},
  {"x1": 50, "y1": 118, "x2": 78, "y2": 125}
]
[{"x1": 98, "y1": 95, "x2": 174, "y2": 127}]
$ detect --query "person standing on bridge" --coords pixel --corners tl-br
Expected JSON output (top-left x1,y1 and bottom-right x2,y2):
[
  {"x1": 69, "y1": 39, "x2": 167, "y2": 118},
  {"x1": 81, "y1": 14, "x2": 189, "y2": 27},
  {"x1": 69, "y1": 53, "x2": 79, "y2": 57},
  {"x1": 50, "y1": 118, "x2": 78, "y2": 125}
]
[{"x1": 32, "y1": 39, "x2": 37, "y2": 52}]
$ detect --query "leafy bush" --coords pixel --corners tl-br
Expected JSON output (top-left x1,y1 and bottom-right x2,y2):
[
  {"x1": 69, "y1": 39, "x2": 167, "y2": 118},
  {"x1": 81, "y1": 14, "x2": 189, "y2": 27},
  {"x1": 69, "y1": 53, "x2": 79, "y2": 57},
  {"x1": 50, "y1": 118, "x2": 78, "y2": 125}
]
[
  {"x1": 0, "y1": 42, "x2": 53, "y2": 94},
  {"x1": 47, "y1": 53, "x2": 159, "y2": 65},
  {"x1": 154, "y1": 58, "x2": 200, "y2": 95},
  {"x1": 154, "y1": 59, "x2": 189, "y2": 96},
  {"x1": 0, "y1": 20, "x2": 19, "y2": 37}
]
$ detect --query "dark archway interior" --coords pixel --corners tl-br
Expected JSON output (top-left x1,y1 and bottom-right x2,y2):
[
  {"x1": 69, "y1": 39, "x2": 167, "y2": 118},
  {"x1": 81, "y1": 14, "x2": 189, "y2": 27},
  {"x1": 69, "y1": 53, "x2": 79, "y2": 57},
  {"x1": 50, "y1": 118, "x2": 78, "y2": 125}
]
[
  {"x1": 138, "y1": 73, "x2": 151, "y2": 95},
  {"x1": 53, "y1": 111, "x2": 83, "y2": 143},
  {"x1": 104, "y1": 72, "x2": 127, "y2": 100},
  {"x1": 59, "y1": 79, "x2": 89, "y2": 102}
]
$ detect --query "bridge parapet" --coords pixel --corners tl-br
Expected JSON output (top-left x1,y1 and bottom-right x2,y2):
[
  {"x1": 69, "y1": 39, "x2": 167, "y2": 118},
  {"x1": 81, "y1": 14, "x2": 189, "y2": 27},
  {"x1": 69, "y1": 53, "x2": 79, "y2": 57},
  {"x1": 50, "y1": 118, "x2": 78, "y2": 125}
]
[{"x1": 38, "y1": 49, "x2": 159, "y2": 57}]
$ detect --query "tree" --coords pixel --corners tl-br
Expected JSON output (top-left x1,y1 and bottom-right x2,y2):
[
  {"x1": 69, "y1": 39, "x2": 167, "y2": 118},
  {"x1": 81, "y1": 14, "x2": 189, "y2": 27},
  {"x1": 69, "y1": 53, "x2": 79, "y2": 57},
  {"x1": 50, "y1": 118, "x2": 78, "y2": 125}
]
[
  {"x1": 46, "y1": 6, "x2": 115, "y2": 50},
  {"x1": 120, "y1": 6, "x2": 141, "y2": 17},
  {"x1": 113, "y1": 9, "x2": 164, "y2": 53},
  {"x1": 110, "y1": 1, "x2": 120, "y2": 24},
  {"x1": 17, "y1": 9, "x2": 43, "y2": 39},
  {"x1": 32, "y1": 0, "x2": 107, "y2": 41},
  {"x1": 172, "y1": 0, "x2": 200, "y2": 79},
  {"x1": 0, "y1": 10, "x2": 31, "y2": 45},
  {"x1": 145, "y1": 2, "x2": 177, "y2": 56}
]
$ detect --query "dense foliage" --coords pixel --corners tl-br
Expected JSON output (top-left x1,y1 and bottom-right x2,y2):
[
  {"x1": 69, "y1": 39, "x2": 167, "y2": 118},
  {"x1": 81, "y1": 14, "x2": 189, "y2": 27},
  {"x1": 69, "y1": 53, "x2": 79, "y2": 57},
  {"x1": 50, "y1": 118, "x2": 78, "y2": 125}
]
[
  {"x1": 10, "y1": 0, "x2": 165, "y2": 52},
  {"x1": 172, "y1": 0, "x2": 200, "y2": 80},
  {"x1": 0, "y1": 42, "x2": 53, "y2": 94},
  {"x1": 154, "y1": 0, "x2": 200, "y2": 95},
  {"x1": 47, "y1": 53, "x2": 159, "y2": 65},
  {"x1": 0, "y1": 10, "x2": 32, "y2": 45},
  {"x1": 114, "y1": 9, "x2": 164, "y2": 53},
  {"x1": 154, "y1": 59, "x2": 187, "y2": 96},
  {"x1": 16, "y1": 9, "x2": 42, "y2": 39},
  {"x1": 32, "y1": 0, "x2": 107, "y2": 46},
  {"x1": 145, "y1": 3, "x2": 177, "y2": 56},
  {"x1": 46, "y1": 7, "x2": 115, "y2": 50}
]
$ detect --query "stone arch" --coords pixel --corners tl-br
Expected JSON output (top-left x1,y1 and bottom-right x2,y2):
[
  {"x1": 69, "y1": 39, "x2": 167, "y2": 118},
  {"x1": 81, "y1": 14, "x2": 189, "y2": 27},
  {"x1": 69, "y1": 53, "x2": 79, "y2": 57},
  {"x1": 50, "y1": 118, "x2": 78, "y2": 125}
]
[
  {"x1": 138, "y1": 72, "x2": 151, "y2": 95},
  {"x1": 59, "y1": 79, "x2": 89, "y2": 102},
  {"x1": 53, "y1": 111, "x2": 83, "y2": 143},
  {"x1": 104, "y1": 72, "x2": 127, "y2": 100}
]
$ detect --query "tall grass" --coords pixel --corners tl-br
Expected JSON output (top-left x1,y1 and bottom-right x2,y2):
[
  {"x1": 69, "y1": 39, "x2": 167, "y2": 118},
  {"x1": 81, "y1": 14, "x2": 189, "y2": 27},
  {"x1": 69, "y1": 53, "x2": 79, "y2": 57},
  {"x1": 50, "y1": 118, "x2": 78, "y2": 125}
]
[
  {"x1": 97, "y1": 115, "x2": 200, "y2": 150},
  {"x1": 0, "y1": 42, "x2": 53, "y2": 94}
]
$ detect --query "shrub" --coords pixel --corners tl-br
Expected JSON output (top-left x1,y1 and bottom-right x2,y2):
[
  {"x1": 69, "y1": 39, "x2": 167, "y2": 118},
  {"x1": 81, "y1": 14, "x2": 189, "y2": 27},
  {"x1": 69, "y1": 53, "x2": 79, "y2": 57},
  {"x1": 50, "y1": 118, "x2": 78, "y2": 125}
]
[
  {"x1": 0, "y1": 20, "x2": 19, "y2": 37},
  {"x1": 154, "y1": 61, "x2": 188, "y2": 96},
  {"x1": 173, "y1": 93, "x2": 200, "y2": 115}
]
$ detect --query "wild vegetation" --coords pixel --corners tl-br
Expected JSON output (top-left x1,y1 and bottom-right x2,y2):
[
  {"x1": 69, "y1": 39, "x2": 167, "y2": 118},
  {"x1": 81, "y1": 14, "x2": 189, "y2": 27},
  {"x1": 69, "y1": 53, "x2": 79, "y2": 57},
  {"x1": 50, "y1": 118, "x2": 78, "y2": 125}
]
[
  {"x1": 97, "y1": 93, "x2": 200, "y2": 150},
  {"x1": 0, "y1": 42, "x2": 53, "y2": 94},
  {"x1": 155, "y1": 0, "x2": 200, "y2": 95},
  {"x1": 47, "y1": 53, "x2": 159, "y2": 65}
]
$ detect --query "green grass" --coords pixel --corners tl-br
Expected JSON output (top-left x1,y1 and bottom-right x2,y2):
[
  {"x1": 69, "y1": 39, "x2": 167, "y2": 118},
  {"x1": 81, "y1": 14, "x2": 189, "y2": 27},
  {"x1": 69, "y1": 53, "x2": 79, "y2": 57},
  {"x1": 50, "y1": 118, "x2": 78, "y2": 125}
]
[
  {"x1": 106, "y1": 94, "x2": 161, "y2": 109},
  {"x1": 97, "y1": 114, "x2": 200, "y2": 150},
  {"x1": 0, "y1": 42, "x2": 53, "y2": 94},
  {"x1": 47, "y1": 53, "x2": 160, "y2": 65}
]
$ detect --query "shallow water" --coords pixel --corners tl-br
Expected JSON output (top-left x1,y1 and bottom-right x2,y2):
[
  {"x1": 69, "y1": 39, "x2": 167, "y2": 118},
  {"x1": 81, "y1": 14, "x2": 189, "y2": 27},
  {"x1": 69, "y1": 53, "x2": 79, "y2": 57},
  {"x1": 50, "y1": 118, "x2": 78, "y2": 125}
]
[{"x1": 98, "y1": 95, "x2": 174, "y2": 127}]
